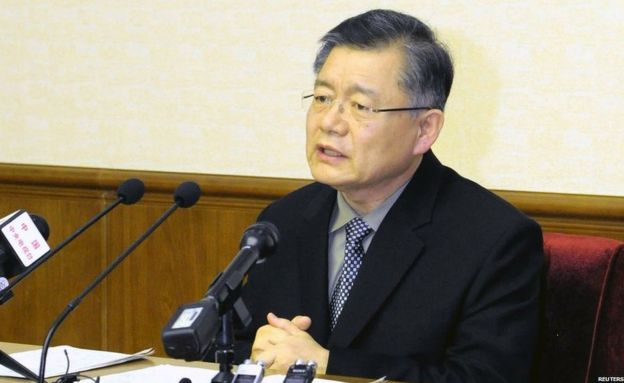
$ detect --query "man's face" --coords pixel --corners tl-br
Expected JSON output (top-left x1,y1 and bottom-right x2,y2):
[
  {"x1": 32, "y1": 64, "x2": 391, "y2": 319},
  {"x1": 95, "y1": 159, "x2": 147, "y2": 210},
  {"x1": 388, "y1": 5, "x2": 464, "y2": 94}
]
[{"x1": 306, "y1": 45, "x2": 427, "y2": 200}]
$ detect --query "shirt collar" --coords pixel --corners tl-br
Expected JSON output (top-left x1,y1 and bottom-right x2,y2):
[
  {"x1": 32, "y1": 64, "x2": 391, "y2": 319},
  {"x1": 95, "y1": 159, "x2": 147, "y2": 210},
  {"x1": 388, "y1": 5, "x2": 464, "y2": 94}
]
[{"x1": 329, "y1": 180, "x2": 410, "y2": 234}]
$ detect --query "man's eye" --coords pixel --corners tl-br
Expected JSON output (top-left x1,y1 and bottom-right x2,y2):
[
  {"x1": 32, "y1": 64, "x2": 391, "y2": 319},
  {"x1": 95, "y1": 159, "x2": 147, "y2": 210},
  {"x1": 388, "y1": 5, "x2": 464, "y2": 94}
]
[
  {"x1": 352, "y1": 102, "x2": 371, "y2": 112},
  {"x1": 314, "y1": 95, "x2": 332, "y2": 105}
]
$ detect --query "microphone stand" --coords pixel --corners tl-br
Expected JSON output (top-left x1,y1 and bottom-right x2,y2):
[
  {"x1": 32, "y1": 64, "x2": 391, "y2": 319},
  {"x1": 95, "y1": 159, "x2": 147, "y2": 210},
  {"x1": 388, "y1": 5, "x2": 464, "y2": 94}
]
[
  {"x1": 0, "y1": 177, "x2": 144, "y2": 304},
  {"x1": 37, "y1": 203, "x2": 181, "y2": 383},
  {"x1": 0, "y1": 179, "x2": 145, "y2": 381},
  {"x1": 205, "y1": 289, "x2": 252, "y2": 383},
  {"x1": 210, "y1": 311, "x2": 235, "y2": 383},
  {"x1": 0, "y1": 198, "x2": 123, "y2": 304},
  {"x1": 162, "y1": 222, "x2": 277, "y2": 364},
  {"x1": 0, "y1": 199, "x2": 125, "y2": 381}
]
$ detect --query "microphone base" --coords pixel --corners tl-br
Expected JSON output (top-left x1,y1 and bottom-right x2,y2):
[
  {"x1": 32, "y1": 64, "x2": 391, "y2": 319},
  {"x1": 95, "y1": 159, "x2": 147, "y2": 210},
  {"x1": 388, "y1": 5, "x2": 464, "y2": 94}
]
[
  {"x1": 55, "y1": 374, "x2": 79, "y2": 383},
  {"x1": 212, "y1": 366, "x2": 235, "y2": 383},
  {"x1": 212, "y1": 347, "x2": 235, "y2": 381}
]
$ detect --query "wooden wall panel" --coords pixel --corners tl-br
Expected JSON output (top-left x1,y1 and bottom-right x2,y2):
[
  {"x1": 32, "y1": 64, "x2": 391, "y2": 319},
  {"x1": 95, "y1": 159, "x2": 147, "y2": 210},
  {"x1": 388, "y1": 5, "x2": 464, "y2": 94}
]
[
  {"x1": 493, "y1": 190, "x2": 624, "y2": 240},
  {"x1": 103, "y1": 197, "x2": 260, "y2": 354},
  {"x1": 0, "y1": 163, "x2": 622, "y2": 357},
  {"x1": 0, "y1": 183, "x2": 107, "y2": 350}
]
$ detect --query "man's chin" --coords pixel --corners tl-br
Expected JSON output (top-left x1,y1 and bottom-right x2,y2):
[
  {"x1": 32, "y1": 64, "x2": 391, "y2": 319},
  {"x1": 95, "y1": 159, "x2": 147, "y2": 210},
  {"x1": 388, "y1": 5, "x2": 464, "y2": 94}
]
[{"x1": 310, "y1": 169, "x2": 351, "y2": 190}]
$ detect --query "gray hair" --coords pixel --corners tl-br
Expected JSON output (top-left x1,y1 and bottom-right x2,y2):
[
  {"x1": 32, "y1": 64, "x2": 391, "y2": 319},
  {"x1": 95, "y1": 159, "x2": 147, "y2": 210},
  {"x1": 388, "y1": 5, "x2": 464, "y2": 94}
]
[{"x1": 313, "y1": 9, "x2": 453, "y2": 110}]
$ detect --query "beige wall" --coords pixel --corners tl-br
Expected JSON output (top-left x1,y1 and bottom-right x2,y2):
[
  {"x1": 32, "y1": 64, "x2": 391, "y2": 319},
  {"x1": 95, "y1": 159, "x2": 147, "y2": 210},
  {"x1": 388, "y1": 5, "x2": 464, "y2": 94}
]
[{"x1": 1, "y1": 1, "x2": 622, "y2": 196}]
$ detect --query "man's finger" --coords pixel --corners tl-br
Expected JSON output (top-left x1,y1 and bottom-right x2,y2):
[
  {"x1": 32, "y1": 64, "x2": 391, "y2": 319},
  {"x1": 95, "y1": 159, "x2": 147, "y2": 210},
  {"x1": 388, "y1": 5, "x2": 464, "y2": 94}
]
[
  {"x1": 251, "y1": 351, "x2": 275, "y2": 369},
  {"x1": 291, "y1": 315, "x2": 312, "y2": 330},
  {"x1": 266, "y1": 312, "x2": 301, "y2": 334}
]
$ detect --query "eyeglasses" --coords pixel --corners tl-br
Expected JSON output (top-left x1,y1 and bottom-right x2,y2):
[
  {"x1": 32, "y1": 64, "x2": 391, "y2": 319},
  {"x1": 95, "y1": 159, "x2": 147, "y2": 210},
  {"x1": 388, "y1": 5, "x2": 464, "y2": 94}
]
[{"x1": 302, "y1": 92, "x2": 433, "y2": 122}]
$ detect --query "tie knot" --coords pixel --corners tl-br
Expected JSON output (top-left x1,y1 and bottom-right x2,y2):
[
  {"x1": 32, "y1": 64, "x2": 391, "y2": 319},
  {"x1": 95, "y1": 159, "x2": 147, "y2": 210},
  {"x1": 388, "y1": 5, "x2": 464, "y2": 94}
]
[{"x1": 345, "y1": 217, "x2": 372, "y2": 244}]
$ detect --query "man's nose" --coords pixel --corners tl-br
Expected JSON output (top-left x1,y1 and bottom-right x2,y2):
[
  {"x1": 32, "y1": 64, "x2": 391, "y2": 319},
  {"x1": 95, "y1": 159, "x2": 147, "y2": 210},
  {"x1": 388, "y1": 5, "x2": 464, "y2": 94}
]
[{"x1": 320, "y1": 101, "x2": 349, "y2": 135}]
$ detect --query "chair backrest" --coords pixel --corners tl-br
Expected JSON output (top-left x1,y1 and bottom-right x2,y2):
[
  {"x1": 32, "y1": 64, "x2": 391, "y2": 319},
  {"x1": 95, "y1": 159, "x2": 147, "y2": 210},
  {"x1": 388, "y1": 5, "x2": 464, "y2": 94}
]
[{"x1": 538, "y1": 232, "x2": 624, "y2": 383}]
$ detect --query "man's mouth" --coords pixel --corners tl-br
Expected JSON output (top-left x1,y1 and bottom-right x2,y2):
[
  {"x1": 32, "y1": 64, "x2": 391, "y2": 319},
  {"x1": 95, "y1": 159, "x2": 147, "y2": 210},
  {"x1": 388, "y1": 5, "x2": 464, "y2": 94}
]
[
  {"x1": 322, "y1": 148, "x2": 344, "y2": 157},
  {"x1": 318, "y1": 145, "x2": 345, "y2": 158}
]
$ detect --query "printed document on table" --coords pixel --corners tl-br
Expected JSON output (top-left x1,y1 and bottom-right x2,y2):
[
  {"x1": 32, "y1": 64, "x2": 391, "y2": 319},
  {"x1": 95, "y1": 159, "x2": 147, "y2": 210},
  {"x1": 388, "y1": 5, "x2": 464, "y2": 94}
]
[{"x1": 0, "y1": 345, "x2": 153, "y2": 378}]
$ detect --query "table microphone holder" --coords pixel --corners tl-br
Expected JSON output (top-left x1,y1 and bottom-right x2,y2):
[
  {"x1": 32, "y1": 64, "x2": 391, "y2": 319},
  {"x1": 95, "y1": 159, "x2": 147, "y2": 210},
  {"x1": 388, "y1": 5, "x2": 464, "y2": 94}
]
[{"x1": 210, "y1": 310, "x2": 235, "y2": 383}]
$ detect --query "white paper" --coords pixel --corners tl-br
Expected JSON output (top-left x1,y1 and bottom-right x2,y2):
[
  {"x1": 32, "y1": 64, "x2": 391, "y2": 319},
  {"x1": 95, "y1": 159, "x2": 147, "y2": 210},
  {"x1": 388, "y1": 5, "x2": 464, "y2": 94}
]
[
  {"x1": 0, "y1": 345, "x2": 153, "y2": 378},
  {"x1": 80, "y1": 364, "x2": 218, "y2": 382}
]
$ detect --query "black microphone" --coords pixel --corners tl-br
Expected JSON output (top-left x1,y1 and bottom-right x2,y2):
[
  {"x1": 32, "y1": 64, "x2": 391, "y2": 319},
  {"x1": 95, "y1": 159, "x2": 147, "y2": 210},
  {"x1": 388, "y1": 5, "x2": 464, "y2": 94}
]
[
  {"x1": 36, "y1": 181, "x2": 201, "y2": 383},
  {"x1": 0, "y1": 213, "x2": 50, "y2": 304},
  {"x1": 161, "y1": 221, "x2": 279, "y2": 361},
  {"x1": 31, "y1": 215, "x2": 50, "y2": 242},
  {"x1": 0, "y1": 178, "x2": 144, "y2": 304},
  {"x1": 0, "y1": 213, "x2": 49, "y2": 380}
]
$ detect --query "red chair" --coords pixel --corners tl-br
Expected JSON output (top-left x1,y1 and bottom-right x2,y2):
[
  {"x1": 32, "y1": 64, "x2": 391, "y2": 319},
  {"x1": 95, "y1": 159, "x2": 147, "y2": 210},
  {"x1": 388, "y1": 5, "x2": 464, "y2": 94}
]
[{"x1": 538, "y1": 232, "x2": 624, "y2": 382}]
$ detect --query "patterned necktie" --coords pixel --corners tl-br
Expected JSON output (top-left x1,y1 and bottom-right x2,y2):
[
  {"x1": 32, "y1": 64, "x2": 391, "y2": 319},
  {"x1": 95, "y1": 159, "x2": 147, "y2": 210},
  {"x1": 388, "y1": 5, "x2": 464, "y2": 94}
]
[{"x1": 329, "y1": 217, "x2": 373, "y2": 330}]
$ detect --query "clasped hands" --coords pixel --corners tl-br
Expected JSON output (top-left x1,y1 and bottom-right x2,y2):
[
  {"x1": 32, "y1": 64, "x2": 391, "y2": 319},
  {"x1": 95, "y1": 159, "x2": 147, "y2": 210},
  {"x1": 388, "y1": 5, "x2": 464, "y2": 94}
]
[{"x1": 251, "y1": 312, "x2": 329, "y2": 374}]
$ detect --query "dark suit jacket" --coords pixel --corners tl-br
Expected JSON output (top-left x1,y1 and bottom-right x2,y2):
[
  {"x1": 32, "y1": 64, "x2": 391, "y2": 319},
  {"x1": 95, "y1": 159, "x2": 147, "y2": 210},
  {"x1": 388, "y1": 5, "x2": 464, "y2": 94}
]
[{"x1": 237, "y1": 151, "x2": 544, "y2": 383}]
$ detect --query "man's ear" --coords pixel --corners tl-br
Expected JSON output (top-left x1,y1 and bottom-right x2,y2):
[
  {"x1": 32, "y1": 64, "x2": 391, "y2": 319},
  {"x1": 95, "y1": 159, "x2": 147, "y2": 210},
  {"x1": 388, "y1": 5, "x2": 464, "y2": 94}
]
[{"x1": 413, "y1": 109, "x2": 444, "y2": 155}]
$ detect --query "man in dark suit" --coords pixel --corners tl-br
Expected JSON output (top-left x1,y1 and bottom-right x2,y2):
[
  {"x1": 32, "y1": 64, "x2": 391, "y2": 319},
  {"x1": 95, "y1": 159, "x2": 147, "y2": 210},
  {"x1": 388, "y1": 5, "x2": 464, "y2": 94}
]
[{"x1": 237, "y1": 9, "x2": 543, "y2": 383}]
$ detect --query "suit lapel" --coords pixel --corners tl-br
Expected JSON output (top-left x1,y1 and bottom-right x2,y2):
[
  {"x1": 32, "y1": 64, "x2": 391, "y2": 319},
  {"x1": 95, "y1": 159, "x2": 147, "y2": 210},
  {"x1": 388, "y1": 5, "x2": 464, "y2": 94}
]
[
  {"x1": 297, "y1": 185, "x2": 336, "y2": 344},
  {"x1": 328, "y1": 151, "x2": 446, "y2": 347},
  {"x1": 328, "y1": 223, "x2": 425, "y2": 347}
]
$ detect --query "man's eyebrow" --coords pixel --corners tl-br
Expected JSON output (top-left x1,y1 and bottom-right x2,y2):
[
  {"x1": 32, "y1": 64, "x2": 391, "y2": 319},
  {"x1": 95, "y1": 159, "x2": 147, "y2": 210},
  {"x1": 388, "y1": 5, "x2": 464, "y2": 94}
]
[
  {"x1": 314, "y1": 79, "x2": 334, "y2": 90},
  {"x1": 313, "y1": 79, "x2": 378, "y2": 98}
]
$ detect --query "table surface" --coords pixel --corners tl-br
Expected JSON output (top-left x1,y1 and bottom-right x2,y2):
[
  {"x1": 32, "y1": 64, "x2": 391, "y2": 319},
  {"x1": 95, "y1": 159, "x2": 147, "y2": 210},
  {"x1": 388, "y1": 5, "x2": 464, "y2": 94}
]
[
  {"x1": 0, "y1": 342, "x2": 375, "y2": 383},
  {"x1": 0, "y1": 341, "x2": 220, "y2": 382}
]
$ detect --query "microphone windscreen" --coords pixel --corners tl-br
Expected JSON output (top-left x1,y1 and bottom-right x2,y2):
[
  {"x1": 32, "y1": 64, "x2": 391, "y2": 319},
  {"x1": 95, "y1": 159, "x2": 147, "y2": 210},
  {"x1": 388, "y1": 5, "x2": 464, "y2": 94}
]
[
  {"x1": 174, "y1": 181, "x2": 201, "y2": 208},
  {"x1": 117, "y1": 178, "x2": 145, "y2": 205},
  {"x1": 30, "y1": 214, "x2": 50, "y2": 240},
  {"x1": 240, "y1": 221, "x2": 279, "y2": 260}
]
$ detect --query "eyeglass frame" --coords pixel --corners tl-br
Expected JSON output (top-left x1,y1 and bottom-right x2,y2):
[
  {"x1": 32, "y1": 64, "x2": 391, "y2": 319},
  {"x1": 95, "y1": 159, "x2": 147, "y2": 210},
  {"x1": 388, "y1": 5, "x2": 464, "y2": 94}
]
[{"x1": 301, "y1": 93, "x2": 436, "y2": 117}]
